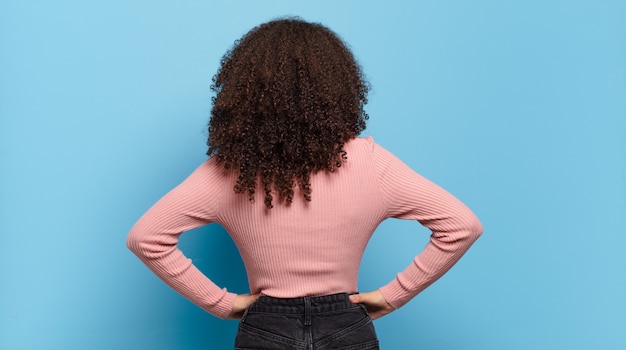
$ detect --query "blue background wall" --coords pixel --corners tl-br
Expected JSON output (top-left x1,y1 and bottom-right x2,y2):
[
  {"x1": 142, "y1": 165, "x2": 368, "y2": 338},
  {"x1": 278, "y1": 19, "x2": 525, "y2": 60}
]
[{"x1": 1, "y1": 1, "x2": 624, "y2": 349}]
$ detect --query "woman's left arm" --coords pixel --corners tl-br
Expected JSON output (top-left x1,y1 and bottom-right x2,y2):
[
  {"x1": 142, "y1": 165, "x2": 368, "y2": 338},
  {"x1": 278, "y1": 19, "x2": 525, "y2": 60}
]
[{"x1": 126, "y1": 160, "x2": 237, "y2": 319}]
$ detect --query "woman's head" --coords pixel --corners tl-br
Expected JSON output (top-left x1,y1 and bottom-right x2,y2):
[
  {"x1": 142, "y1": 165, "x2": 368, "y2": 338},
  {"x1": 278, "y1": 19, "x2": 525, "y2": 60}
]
[{"x1": 208, "y1": 18, "x2": 369, "y2": 208}]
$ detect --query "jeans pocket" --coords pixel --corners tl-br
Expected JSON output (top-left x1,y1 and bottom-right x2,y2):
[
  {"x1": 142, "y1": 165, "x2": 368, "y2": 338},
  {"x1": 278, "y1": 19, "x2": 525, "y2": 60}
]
[
  {"x1": 239, "y1": 305, "x2": 251, "y2": 323},
  {"x1": 356, "y1": 303, "x2": 371, "y2": 317},
  {"x1": 235, "y1": 312, "x2": 307, "y2": 349},
  {"x1": 314, "y1": 306, "x2": 379, "y2": 349},
  {"x1": 335, "y1": 339, "x2": 380, "y2": 350}
]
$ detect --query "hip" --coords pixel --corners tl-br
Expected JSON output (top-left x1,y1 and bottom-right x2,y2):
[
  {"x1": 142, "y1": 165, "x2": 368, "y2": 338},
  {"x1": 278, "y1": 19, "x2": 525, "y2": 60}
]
[{"x1": 234, "y1": 293, "x2": 379, "y2": 350}]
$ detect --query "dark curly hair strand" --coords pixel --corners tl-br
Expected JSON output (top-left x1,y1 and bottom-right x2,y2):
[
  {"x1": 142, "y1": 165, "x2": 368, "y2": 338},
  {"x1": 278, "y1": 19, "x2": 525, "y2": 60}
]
[{"x1": 207, "y1": 18, "x2": 369, "y2": 208}]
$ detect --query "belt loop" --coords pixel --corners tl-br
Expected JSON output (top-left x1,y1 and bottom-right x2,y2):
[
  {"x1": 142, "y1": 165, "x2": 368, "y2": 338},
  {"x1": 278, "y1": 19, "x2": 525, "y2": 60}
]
[{"x1": 304, "y1": 296, "x2": 311, "y2": 326}]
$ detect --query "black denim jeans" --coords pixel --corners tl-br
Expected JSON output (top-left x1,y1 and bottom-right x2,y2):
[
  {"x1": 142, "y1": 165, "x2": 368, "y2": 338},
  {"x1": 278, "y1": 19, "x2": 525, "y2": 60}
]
[{"x1": 234, "y1": 293, "x2": 379, "y2": 349}]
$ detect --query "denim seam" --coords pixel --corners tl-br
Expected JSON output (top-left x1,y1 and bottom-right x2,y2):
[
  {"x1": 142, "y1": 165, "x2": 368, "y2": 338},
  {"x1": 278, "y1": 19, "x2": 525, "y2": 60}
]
[
  {"x1": 237, "y1": 321, "x2": 307, "y2": 347},
  {"x1": 313, "y1": 305, "x2": 362, "y2": 316},
  {"x1": 331, "y1": 339, "x2": 380, "y2": 350},
  {"x1": 314, "y1": 315, "x2": 373, "y2": 347}
]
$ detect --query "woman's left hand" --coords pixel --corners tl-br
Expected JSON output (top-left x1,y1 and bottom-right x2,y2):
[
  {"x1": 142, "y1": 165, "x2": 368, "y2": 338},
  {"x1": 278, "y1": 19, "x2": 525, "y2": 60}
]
[{"x1": 227, "y1": 293, "x2": 260, "y2": 320}]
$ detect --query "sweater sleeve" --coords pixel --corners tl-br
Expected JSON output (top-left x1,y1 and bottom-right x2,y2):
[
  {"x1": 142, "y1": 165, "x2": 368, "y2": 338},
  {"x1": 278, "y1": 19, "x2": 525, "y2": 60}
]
[
  {"x1": 126, "y1": 160, "x2": 237, "y2": 319},
  {"x1": 372, "y1": 142, "x2": 483, "y2": 309}
]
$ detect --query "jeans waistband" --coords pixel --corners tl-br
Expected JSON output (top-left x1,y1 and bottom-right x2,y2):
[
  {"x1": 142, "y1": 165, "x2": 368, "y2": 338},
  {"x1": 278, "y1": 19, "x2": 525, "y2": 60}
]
[{"x1": 249, "y1": 293, "x2": 357, "y2": 314}]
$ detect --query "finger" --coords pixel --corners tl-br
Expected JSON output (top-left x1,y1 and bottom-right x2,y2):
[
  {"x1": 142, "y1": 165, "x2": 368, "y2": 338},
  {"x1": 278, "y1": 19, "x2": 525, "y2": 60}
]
[
  {"x1": 247, "y1": 294, "x2": 260, "y2": 304},
  {"x1": 349, "y1": 293, "x2": 363, "y2": 304}
]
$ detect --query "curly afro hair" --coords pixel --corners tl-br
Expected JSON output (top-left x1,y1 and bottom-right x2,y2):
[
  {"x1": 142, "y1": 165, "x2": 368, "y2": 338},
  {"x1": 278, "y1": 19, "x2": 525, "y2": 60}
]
[{"x1": 207, "y1": 18, "x2": 369, "y2": 208}]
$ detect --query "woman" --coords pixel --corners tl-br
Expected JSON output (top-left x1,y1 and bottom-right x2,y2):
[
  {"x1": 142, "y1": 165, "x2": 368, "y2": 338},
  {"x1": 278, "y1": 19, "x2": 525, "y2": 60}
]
[{"x1": 127, "y1": 18, "x2": 482, "y2": 349}]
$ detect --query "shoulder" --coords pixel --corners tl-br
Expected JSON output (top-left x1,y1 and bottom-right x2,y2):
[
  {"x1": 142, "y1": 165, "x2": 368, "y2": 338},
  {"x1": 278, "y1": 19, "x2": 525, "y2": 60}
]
[
  {"x1": 345, "y1": 136, "x2": 399, "y2": 163},
  {"x1": 192, "y1": 157, "x2": 231, "y2": 180},
  {"x1": 344, "y1": 135, "x2": 376, "y2": 154},
  {"x1": 347, "y1": 135, "x2": 374, "y2": 146},
  {"x1": 169, "y1": 157, "x2": 233, "y2": 201}
]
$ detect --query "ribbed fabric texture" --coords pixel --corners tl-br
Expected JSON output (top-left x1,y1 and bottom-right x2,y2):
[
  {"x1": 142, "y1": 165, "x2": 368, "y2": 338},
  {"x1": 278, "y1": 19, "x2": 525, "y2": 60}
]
[{"x1": 126, "y1": 136, "x2": 482, "y2": 319}]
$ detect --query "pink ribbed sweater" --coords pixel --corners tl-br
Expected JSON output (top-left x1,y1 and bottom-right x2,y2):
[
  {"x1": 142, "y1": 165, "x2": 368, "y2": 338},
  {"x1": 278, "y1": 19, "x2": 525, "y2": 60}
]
[{"x1": 127, "y1": 136, "x2": 482, "y2": 319}]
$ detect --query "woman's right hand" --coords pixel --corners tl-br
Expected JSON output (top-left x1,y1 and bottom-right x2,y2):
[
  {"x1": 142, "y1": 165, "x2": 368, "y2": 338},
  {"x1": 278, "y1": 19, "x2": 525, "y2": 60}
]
[
  {"x1": 349, "y1": 290, "x2": 395, "y2": 320},
  {"x1": 227, "y1": 293, "x2": 260, "y2": 320}
]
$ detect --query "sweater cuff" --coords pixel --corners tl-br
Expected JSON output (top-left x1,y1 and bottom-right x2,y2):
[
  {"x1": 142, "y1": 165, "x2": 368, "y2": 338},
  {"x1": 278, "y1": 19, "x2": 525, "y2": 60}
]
[
  {"x1": 379, "y1": 279, "x2": 412, "y2": 310},
  {"x1": 209, "y1": 290, "x2": 237, "y2": 319}
]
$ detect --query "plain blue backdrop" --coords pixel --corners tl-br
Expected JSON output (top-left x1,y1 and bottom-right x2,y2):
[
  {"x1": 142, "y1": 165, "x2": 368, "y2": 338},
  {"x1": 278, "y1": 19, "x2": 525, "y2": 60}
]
[{"x1": 1, "y1": 1, "x2": 624, "y2": 349}]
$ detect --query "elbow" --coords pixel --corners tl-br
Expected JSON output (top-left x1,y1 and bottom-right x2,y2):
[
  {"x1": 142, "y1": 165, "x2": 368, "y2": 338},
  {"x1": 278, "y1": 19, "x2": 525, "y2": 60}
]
[
  {"x1": 467, "y1": 215, "x2": 483, "y2": 241},
  {"x1": 126, "y1": 225, "x2": 173, "y2": 259},
  {"x1": 126, "y1": 228, "x2": 142, "y2": 255},
  {"x1": 126, "y1": 223, "x2": 152, "y2": 256}
]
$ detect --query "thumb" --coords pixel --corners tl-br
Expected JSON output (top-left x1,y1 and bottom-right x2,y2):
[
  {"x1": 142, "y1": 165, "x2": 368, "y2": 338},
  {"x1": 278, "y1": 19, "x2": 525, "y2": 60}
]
[
  {"x1": 349, "y1": 293, "x2": 362, "y2": 304},
  {"x1": 244, "y1": 293, "x2": 260, "y2": 303}
]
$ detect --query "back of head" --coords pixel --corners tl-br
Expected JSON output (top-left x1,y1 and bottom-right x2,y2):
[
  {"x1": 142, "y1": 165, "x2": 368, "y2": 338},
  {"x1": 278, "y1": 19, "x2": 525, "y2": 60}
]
[{"x1": 208, "y1": 18, "x2": 369, "y2": 208}]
